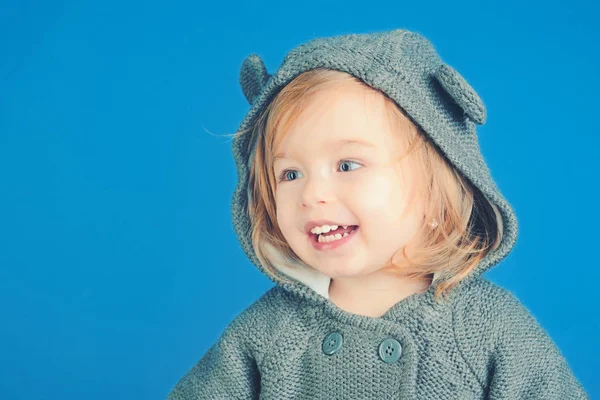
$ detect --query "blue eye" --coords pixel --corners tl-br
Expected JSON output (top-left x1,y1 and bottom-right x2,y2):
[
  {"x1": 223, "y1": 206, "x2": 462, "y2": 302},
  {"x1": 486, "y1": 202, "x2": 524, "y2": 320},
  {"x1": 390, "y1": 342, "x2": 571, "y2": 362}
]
[{"x1": 277, "y1": 160, "x2": 362, "y2": 183}]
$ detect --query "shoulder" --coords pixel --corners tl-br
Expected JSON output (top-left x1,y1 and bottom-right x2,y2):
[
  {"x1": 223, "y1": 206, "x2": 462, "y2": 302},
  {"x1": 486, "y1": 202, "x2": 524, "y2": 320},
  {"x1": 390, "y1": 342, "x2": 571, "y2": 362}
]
[
  {"x1": 451, "y1": 277, "x2": 580, "y2": 387},
  {"x1": 451, "y1": 276, "x2": 539, "y2": 343},
  {"x1": 225, "y1": 285, "x2": 297, "y2": 332},
  {"x1": 221, "y1": 285, "x2": 299, "y2": 361},
  {"x1": 452, "y1": 277, "x2": 522, "y2": 319},
  {"x1": 165, "y1": 287, "x2": 297, "y2": 399},
  {"x1": 450, "y1": 279, "x2": 588, "y2": 397},
  {"x1": 450, "y1": 277, "x2": 536, "y2": 381}
]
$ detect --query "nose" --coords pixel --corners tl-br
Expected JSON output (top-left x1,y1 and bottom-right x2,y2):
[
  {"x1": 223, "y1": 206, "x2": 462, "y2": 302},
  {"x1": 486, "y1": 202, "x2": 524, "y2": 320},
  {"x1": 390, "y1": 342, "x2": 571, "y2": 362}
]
[{"x1": 301, "y1": 176, "x2": 335, "y2": 208}]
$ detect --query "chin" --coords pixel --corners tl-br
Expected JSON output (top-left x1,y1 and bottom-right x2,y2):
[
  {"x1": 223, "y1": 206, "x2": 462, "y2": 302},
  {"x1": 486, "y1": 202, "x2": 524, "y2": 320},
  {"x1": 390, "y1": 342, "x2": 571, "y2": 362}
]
[{"x1": 315, "y1": 260, "x2": 367, "y2": 278}]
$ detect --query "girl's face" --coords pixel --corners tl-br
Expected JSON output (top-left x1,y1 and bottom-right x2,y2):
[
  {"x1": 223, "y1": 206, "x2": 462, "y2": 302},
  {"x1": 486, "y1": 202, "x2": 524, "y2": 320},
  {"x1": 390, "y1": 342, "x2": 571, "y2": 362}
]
[{"x1": 273, "y1": 82, "x2": 426, "y2": 282}]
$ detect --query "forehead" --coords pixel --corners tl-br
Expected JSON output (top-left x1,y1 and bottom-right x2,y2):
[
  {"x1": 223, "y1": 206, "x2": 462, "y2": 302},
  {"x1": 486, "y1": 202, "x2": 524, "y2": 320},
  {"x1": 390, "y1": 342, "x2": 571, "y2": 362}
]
[
  {"x1": 274, "y1": 138, "x2": 376, "y2": 163},
  {"x1": 273, "y1": 83, "x2": 402, "y2": 161}
]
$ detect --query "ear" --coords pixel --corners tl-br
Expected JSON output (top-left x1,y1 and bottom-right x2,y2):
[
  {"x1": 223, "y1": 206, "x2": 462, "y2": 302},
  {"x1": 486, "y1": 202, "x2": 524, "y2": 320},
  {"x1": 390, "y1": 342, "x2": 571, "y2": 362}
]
[
  {"x1": 433, "y1": 63, "x2": 487, "y2": 125},
  {"x1": 239, "y1": 53, "x2": 271, "y2": 105}
]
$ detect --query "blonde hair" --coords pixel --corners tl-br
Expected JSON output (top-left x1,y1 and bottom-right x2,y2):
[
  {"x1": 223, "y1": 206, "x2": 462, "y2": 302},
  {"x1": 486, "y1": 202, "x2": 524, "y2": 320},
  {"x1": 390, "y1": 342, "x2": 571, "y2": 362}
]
[{"x1": 229, "y1": 68, "x2": 503, "y2": 302}]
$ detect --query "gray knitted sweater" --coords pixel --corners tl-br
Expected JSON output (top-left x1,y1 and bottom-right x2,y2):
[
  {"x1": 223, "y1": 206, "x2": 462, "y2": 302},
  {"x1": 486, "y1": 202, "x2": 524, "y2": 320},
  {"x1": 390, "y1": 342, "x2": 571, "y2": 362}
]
[
  {"x1": 167, "y1": 274, "x2": 587, "y2": 399},
  {"x1": 167, "y1": 29, "x2": 588, "y2": 399}
]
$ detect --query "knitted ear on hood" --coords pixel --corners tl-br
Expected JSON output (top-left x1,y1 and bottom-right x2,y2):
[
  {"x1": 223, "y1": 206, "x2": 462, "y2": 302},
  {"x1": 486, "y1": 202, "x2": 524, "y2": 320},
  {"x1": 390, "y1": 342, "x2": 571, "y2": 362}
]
[
  {"x1": 239, "y1": 54, "x2": 271, "y2": 105},
  {"x1": 433, "y1": 63, "x2": 487, "y2": 125}
]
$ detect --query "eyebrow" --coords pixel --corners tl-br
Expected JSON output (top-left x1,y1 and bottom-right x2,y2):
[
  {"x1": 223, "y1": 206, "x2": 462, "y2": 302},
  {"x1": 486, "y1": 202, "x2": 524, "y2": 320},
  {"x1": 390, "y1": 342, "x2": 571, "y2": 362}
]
[{"x1": 273, "y1": 139, "x2": 376, "y2": 164}]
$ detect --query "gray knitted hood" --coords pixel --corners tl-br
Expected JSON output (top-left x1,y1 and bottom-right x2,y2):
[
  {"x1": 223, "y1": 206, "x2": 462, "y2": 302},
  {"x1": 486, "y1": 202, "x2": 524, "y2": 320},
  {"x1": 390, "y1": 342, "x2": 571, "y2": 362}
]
[{"x1": 230, "y1": 28, "x2": 519, "y2": 301}]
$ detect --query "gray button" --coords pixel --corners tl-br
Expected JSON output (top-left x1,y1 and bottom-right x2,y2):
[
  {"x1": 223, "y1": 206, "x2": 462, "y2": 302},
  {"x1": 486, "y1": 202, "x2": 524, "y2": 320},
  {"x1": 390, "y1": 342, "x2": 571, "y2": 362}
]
[
  {"x1": 322, "y1": 331, "x2": 344, "y2": 355},
  {"x1": 378, "y1": 338, "x2": 402, "y2": 363}
]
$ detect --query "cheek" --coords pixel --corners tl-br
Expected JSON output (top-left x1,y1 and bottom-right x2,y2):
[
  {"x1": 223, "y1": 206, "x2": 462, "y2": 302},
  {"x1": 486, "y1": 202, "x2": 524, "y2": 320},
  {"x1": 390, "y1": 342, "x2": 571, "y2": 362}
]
[
  {"x1": 354, "y1": 173, "x2": 400, "y2": 213},
  {"x1": 275, "y1": 193, "x2": 295, "y2": 231}
]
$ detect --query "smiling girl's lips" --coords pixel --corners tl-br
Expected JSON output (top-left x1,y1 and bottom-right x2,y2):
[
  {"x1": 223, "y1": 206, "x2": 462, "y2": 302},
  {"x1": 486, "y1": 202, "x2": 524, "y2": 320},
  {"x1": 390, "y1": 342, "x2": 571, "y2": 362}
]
[
  {"x1": 309, "y1": 226, "x2": 359, "y2": 251},
  {"x1": 304, "y1": 218, "x2": 361, "y2": 233}
]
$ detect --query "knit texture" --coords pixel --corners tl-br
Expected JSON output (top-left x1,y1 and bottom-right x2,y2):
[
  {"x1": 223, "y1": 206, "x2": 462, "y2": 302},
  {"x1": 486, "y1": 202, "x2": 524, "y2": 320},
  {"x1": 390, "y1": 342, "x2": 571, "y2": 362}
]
[
  {"x1": 167, "y1": 28, "x2": 588, "y2": 399},
  {"x1": 167, "y1": 278, "x2": 586, "y2": 399}
]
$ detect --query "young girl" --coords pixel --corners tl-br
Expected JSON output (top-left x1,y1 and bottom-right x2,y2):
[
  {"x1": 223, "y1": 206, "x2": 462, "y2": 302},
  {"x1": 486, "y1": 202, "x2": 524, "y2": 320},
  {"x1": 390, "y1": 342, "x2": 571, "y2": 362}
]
[{"x1": 167, "y1": 28, "x2": 588, "y2": 399}]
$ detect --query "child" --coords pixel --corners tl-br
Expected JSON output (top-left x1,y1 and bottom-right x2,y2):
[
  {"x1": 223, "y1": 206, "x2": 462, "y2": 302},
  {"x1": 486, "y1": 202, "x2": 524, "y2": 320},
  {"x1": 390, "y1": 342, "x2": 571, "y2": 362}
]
[{"x1": 167, "y1": 28, "x2": 588, "y2": 399}]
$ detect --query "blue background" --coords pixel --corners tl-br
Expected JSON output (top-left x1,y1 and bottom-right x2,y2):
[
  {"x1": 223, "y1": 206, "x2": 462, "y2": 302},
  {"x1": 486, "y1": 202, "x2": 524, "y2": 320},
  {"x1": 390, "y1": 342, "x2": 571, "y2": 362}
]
[{"x1": 1, "y1": 0, "x2": 597, "y2": 398}]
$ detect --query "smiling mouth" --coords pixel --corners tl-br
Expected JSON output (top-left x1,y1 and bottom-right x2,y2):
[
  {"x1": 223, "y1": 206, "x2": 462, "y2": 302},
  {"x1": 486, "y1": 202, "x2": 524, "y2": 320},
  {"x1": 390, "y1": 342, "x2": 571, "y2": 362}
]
[{"x1": 309, "y1": 225, "x2": 359, "y2": 242}]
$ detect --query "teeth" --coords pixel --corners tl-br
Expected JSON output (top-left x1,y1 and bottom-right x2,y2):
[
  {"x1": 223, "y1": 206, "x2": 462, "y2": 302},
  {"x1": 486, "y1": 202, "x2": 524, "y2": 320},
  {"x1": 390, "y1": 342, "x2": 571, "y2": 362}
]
[
  {"x1": 310, "y1": 224, "x2": 339, "y2": 234},
  {"x1": 317, "y1": 228, "x2": 355, "y2": 243},
  {"x1": 318, "y1": 233, "x2": 343, "y2": 243}
]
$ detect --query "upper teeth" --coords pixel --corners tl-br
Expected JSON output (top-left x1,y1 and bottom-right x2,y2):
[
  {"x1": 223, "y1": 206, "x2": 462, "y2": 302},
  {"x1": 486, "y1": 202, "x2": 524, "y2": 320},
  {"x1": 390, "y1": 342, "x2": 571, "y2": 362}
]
[{"x1": 310, "y1": 224, "x2": 348, "y2": 234}]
